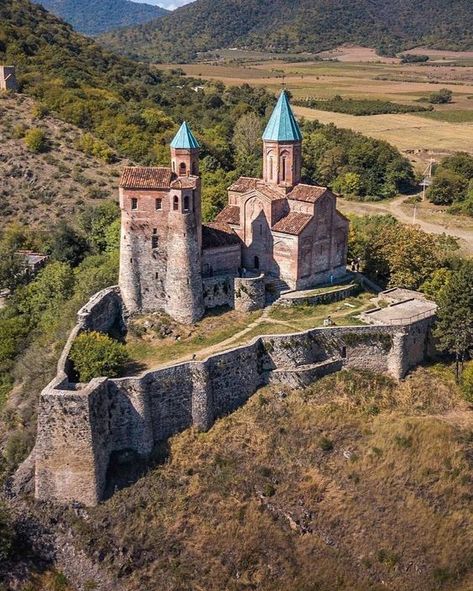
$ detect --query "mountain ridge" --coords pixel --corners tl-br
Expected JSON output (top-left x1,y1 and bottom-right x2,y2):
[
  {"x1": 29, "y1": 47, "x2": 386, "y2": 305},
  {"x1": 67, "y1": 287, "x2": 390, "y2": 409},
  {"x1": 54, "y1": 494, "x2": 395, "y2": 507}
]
[
  {"x1": 98, "y1": 0, "x2": 473, "y2": 62},
  {"x1": 36, "y1": 0, "x2": 169, "y2": 36}
]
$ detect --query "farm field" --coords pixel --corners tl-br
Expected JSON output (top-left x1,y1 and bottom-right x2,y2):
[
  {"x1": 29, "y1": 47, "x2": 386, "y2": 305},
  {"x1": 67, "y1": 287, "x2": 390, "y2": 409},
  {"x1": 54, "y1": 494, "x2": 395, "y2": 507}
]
[{"x1": 161, "y1": 46, "x2": 473, "y2": 156}]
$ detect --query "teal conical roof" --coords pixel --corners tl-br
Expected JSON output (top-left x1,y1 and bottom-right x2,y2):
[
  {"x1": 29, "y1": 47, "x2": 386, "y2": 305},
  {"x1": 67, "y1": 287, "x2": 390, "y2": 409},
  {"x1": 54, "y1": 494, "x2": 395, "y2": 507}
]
[
  {"x1": 262, "y1": 90, "x2": 302, "y2": 142},
  {"x1": 171, "y1": 121, "x2": 200, "y2": 149}
]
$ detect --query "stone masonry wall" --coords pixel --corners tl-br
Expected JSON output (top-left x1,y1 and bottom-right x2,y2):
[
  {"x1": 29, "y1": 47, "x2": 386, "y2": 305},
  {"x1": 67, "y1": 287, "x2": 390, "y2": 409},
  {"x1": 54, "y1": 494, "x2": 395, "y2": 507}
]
[
  {"x1": 234, "y1": 274, "x2": 266, "y2": 312},
  {"x1": 32, "y1": 287, "x2": 435, "y2": 506},
  {"x1": 203, "y1": 275, "x2": 234, "y2": 309}
]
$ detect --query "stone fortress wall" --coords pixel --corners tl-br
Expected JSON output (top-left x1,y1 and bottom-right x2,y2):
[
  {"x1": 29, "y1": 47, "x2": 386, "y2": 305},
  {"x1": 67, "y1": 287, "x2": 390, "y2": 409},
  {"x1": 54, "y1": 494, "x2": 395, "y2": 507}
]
[{"x1": 33, "y1": 286, "x2": 436, "y2": 507}]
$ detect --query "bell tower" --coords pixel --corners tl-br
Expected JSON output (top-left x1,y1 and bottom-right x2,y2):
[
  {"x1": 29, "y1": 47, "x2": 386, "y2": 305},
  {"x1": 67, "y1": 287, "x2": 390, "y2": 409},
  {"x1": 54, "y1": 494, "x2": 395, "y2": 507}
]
[
  {"x1": 171, "y1": 121, "x2": 200, "y2": 177},
  {"x1": 262, "y1": 90, "x2": 302, "y2": 190}
]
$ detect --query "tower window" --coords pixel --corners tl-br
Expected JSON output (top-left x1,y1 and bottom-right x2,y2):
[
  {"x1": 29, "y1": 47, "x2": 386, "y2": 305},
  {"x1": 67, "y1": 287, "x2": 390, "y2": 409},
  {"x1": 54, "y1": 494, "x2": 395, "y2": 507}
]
[
  {"x1": 179, "y1": 162, "x2": 187, "y2": 176},
  {"x1": 152, "y1": 235, "x2": 158, "y2": 249},
  {"x1": 192, "y1": 162, "x2": 198, "y2": 175},
  {"x1": 269, "y1": 156, "x2": 274, "y2": 180},
  {"x1": 173, "y1": 195, "x2": 179, "y2": 211},
  {"x1": 281, "y1": 157, "x2": 287, "y2": 182},
  {"x1": 131, "y1": 197, "x2": 138, "y2": 210},
  {"x1": 172, "y1": 161, "x2": 176, "y2": 172},
  {"x1": 184, "y1": 195, "x2": 190, "y2": 212},
  {"x1": 259, "y1": 224, "x2": 263, "y2": 236},
  {"x1": 155, "y1": 198, "x2": 162, "y2": 210}
]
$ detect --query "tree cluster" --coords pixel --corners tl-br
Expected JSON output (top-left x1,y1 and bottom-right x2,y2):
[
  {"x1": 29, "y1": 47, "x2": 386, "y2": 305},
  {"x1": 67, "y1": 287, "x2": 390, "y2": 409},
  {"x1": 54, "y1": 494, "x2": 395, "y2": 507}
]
[{"x1": 427, "y1": 152, "x2": 473, "y2": 216}]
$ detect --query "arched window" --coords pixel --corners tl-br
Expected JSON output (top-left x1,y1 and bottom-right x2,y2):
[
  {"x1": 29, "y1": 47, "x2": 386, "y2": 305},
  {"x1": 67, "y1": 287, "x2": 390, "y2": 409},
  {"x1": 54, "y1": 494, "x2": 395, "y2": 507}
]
[
  {"x1": 184, "y1": 194, "x2": 190, "y2": 212},
  {"x1": 281, "y1": 156, "x2": 287, "y2": 182},
  {"x1": 254, "y1": 255, "x2": 260, "y2": 270},
  {"x1": 173, "y1": 195, "x2": 179, "y2": 211},
  {"x1": 269, "y1": 156, "x2": 274, "y2": 180},
  {"x1": 179, "y1": 162, "x2": 187, "y2": 176}
]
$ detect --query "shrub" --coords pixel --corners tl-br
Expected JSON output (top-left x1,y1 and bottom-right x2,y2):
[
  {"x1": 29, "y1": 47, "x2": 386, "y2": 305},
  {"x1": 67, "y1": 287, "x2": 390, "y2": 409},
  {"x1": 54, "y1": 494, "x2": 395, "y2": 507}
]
[
  {"x1": 70, "y1": 331, "x2": 129, "y2": 382},
  {"x1": 24, "y1": 127, "x2": 48, "y2": 153},
  {"x1": 319, "y1": 436, "x2": 334, "y2": 452},
  {"x1": 428, "y1": 88, "x2": 453, "y2": 104}
]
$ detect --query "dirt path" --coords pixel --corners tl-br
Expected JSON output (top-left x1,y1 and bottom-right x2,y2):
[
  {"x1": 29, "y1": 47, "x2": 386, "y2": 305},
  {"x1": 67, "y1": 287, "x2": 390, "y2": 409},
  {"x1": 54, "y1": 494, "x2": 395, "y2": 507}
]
[{"x1": 338, "y1": 195, "x2": 473, "y2": 255}]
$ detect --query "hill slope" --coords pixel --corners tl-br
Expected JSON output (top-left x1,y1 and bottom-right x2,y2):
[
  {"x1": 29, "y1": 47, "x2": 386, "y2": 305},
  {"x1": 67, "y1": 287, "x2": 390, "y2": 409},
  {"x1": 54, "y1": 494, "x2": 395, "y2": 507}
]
[
  {"x1": 47, "y1": 368, "x2": 473, "y2": 591},
  {"x1": 36, "y1": 0, "x2": 169, "y2": 36},
  {"x1": 0, "y1": 94, "x2": 124, "y2": 228},
  {"x1": 99, "y1": 0, "x2": 473, "y2": 62}
]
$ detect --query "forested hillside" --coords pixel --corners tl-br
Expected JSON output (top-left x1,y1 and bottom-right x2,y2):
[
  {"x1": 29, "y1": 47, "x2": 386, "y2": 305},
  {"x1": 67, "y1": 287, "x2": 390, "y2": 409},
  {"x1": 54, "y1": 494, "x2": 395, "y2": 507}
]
[
  {"x1": 37, "y1": 0, "x2": 168, "y2": 36},
  {"x1": 99, "y1": 0, "x2": 473, "y2": 63}
]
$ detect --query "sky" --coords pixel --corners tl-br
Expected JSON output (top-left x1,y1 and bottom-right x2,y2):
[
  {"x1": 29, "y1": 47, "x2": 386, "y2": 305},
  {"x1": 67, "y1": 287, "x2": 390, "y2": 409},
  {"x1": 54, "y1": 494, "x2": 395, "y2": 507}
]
[{"x1": 132, "y1": 0, "x2": 194, "y2": 9}]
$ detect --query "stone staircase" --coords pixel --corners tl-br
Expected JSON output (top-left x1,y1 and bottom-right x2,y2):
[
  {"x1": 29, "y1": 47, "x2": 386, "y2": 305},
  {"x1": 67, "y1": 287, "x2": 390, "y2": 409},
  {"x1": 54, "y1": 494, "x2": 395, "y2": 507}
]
[
  {"x1": 268, "y1": 357, "x2": 343, "y2": 388},
  {"x1": 265, "y1": 276, "x2": 292, "y2": 304}
]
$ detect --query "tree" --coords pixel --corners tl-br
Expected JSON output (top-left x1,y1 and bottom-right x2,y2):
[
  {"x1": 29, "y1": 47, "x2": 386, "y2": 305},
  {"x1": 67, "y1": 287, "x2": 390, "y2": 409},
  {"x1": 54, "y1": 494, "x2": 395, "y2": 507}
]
[
  {"x1": 24, "y1": 127, "x2": 49, "y2": 153},
  {"x1": 0, "y1": 249, "x2": 30, "y2": 292},
  {"x1": 69, "y1": 331, "x2": 129, "y2": 382},
  {"x1": 428, "y1": 88, "x2": 453, "y2": 104},
  {"x1": 78, "y1": 202, "x2": 120, "y2": 253},
  {"x1": 441, "y1": 152, "x2": 473, "y2": 179},
  {"x1": 333, "y1": 172, "x2": 361, "y2": 197},
  {"x1": 434, "y1": 261, "x2": 473, "y2": 381},
  {"x1": 348, "y1": 214, "x2": 457, "y2": 289},
  {"x1": 47, "y1": 221, "x2": 89, "y2": 266},
  {"x1": 233, "y1": 112, "x2": 262, "y2": 177},
  {"x1": 427, "y1": 169, "x2": 468, "y2": 205}
]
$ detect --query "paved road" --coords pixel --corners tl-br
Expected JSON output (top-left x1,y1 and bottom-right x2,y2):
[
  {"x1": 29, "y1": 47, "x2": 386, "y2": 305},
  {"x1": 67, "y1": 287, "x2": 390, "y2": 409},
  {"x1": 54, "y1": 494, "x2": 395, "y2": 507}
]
[{"x1": 338, "y1": 195, "x2": 473, "y2": 255}]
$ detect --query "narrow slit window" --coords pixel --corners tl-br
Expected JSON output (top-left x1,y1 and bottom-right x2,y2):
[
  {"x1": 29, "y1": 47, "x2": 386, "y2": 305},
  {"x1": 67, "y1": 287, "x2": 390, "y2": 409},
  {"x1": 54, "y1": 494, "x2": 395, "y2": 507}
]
[
  {"x1": 281, "y1": 157, "x2": 287, "y2": 182},
  {"x1": 152, "y1": 235, "x2": 158, "y2": 249},
  {"x1": 184, "y1": 195, "x2": 190, "y2": 212},
  {"x1": 173, "y1": 196, "x2": 179, "y2": 211},
  {"x1": 131, "y1": 197, "x2": 138, "y2": 210}
]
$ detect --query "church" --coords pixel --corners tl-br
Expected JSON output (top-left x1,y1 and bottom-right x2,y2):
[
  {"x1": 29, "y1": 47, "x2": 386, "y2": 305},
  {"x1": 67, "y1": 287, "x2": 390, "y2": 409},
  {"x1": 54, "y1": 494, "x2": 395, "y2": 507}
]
[{"x1": 119, "y1": 91, "x2": 349, "y2": 323}]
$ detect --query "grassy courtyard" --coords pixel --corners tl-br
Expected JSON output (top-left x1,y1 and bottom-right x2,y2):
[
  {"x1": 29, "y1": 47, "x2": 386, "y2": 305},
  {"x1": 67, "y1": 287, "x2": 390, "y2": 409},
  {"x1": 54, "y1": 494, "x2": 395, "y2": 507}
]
[{"x1": 125, "y1": 291, "x2": 375, "y2": 373}]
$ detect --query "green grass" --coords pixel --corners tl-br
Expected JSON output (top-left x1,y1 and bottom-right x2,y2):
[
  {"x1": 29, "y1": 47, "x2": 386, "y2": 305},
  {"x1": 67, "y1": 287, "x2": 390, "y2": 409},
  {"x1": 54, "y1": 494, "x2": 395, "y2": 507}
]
[
  {"x1": 125, "y1": 310, "x2": 263, "y2": 370},
  {"x1": 270, "y1": 293, "x2": 374, "y2": 328},
  {"x1": 417, "y1": 110, "x2": 473, "y2": 123}
]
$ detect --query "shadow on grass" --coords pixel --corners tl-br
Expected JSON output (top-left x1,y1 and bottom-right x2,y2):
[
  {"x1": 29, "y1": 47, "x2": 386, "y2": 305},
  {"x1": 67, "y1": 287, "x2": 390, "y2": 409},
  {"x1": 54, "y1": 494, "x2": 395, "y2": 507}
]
[{"x1": 103, "y1": 440, "x2": 171, "y2": 500}]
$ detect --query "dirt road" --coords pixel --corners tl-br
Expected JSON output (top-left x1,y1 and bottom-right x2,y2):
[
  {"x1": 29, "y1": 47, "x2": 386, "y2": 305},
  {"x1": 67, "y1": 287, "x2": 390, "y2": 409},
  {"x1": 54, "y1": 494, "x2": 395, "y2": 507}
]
[{"x1": 338, "y1": 195, "x2": 473, "y2": 255}]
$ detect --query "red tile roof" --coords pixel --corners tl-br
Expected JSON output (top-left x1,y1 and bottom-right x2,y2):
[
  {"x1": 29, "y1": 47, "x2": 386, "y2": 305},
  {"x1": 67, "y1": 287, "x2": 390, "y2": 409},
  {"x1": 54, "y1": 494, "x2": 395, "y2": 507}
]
[
  {"x1": 215, "y1": 205, "x2": 240, "y2": 225},
  {"x1": 228, "y1": 177, "x2": 259, "y2": 193},
  {"x1": 171, "y1": 176, "x2": 198, "y2": 189},
  {"x1": 272, "y1": 212, "x2": 312, "y2": 235},
  {"x1": 287, "y1": 184, "x2": 329, "y2": 203},
  {"x1": 202, "y1": 222, "x2": 241, "y2": 249},
  {"x1": 120, "y1": 167, "x2": 174, "y2": 189},
  {"x1": 256, "y1": 185, "x2": 286, "y2": 202}
]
